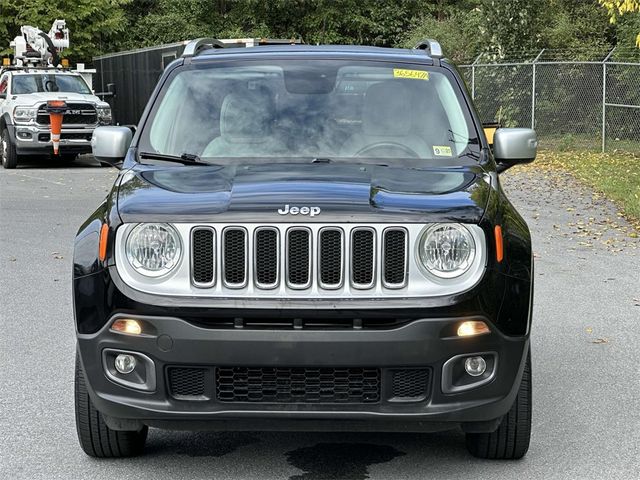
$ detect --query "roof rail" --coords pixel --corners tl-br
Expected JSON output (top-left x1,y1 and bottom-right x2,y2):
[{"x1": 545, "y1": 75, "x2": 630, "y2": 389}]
[
  {"x1": 182, "y1": 38, "x2": 225, "y2": 59},
  {"x1": 414, "y1": 39, "x2": 443, "y2": 64}
]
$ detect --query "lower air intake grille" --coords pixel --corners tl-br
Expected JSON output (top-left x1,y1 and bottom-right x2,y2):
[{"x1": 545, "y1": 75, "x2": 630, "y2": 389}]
[
  {"x1": 168, "y1": 367, "x2": 206, "y2": 397},
  {"x1": 216, "y1": 367, "x2": 380, "y2": 403},
  {"x1": 391, "y1": 369, "x2": 431, "y2": 400}
]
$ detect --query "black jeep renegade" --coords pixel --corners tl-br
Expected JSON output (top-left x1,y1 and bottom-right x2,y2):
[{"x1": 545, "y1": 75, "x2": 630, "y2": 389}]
[{"x1": 74, "y1": 39, "x2": 537, "y2": 459}]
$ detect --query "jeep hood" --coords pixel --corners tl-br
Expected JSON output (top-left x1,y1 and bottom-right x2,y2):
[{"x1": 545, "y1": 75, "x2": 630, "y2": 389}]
[{"x1": 116, "y1": 163, "x2": 491, "y2": 224}]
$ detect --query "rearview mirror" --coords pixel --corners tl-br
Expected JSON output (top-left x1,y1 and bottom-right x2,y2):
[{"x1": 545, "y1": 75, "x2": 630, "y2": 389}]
[
  {"x1": 91, "y1": 126, "x2": 132, "y2": 168},
  {"x1": 493, "y1": 128, "x2": 537, "y2": 173}
]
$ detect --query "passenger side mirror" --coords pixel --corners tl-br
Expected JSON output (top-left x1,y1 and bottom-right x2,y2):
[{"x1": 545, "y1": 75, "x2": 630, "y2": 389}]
[
  {"x1": 493, "y1": 128, "x2": 537, "y2": 173},
  {"x1": 91, "y1": 126, "x2": 132, "y2": 168}
]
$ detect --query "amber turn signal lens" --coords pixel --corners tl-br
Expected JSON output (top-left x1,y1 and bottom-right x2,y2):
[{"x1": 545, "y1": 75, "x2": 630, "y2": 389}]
[
  {"x1": 111, "y1": 319, "x2": 142, "y2": 335},
  {"x1": 99, "y1": 223, "x2": 109, "y2": 261},
  {"x1": 494, "y1": 225, "x2": 504, "y2": 263},
  {"x1": 61, "y1": 58, "x2": 70, "y2": 68},
  {"x1": 457, "y1": 321, "x2": 490, "y2": 337}
]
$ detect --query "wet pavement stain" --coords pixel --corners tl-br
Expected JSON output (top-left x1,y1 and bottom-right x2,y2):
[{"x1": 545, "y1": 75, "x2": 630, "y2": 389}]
[
  {"x1": 173, "y1": 431, "x2": 260, "y2": 457},
  {"x1": 286, "y1": 442, "x2": 406, "y2": 480}
]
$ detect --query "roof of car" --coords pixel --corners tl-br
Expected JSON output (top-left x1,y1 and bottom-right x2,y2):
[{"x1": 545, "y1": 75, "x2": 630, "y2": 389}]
[{"x1": 194, "y1": 44, "x2": 438, "y2": 64}]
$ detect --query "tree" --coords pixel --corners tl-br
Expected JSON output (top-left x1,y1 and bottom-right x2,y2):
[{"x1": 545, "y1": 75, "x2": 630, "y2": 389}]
[
  {"x1": 599, "y1": 0, "x2": 640, "y2": 46},
  {"x1": 0, "y1": 0, "x2": 130, "y2": 61}
]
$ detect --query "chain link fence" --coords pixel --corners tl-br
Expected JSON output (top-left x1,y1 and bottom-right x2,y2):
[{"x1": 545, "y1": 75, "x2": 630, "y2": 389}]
[{"x1": 459, "y1": 50, "x2": 640, "y2": 152}]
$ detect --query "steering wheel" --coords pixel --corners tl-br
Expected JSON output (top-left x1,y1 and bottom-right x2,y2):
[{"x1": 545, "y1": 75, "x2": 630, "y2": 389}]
[{"x1": 354, "y1": 142, "x2": 420, "y2": 158}]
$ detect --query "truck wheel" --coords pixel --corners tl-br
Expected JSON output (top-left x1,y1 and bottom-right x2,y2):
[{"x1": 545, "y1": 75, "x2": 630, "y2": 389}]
[
  {"x1": 74, "y1": 352, "x2": 148, "y2": 457},
  {"x1": 465, "y1": 350, "x2": 531, "y2": 460},
  {"x1": 1, "y1": 128, "x2": 18, "y2": 169}
]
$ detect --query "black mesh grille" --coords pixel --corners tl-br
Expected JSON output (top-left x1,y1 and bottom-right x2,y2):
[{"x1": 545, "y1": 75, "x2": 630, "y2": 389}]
[
  {"x1": 223, "y1": 229, "x2": 246, "y2": 286},
  {"x1": 168, "y1": 367, "x2": 206, "y2": 397},
  {"x1": 392, "y1": 369, "x2": 431, "y2": 400},
  {"x1": 37, "y1": 103, "x2": 97, "y2": 125},
  {"x1": 287, "y1": 229, "x2": 310, "y2": 286},
  {"x1": 192, "y1": 228, "x2": 214, "y2": 285},
  {"x1": 255, "y1": 229, "x2": 278, "y2": 287},
  {"x1": 319, "y1": 229, "x2": 343, "y2": 287},
  {"x1": 383, "y1": 229, "x2": 407, "y2": 286},
  {"x1": 351, "y1": 229, "x2": 375, "y2": 286},
  {"x1": 216, "y1": 367, "x2": 380, "y2": 403},
  {"x1": 38, "y1": 132, "x2": 92, "y2": 142}
]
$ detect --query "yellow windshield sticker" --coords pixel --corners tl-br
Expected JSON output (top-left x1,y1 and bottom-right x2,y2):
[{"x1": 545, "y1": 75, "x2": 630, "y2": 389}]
[
  {"x1": 393, "y1": 68, "x2": 429, "y2": 81},
  {"x1": 433, "y1": 146, "x2": 453, "y2": 157}
]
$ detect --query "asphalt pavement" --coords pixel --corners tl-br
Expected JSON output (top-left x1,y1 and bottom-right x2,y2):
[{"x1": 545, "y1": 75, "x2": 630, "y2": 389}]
[{"x1": 0, "y1": 155, "x2": 638, "y2": 479}]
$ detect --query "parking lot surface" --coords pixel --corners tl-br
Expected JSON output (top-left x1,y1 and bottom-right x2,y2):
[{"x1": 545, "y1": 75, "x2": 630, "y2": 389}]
[{"x1": 1, "y1": 156, "x2": 638, "y2": 479}]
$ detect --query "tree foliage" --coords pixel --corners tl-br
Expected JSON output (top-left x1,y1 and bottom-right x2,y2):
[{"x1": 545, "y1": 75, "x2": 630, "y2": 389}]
[
  {"x1": 599, "y1": 0, "x2": 640, "y2": 45},
  {"x1": 0, "y1": 0, "x2": 638, "y2": 63},
  {"x1": 0, "y1": 0, "x2": 131, "y2": 60}
]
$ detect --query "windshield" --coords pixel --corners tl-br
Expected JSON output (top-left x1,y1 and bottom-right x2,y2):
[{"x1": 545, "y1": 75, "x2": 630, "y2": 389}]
[
  {"x1": 11, "y1": 74, "x2": 91, "y2": 94},
  {"x1": 141, "y1": 60, "x2": 480, "y2": 165}
]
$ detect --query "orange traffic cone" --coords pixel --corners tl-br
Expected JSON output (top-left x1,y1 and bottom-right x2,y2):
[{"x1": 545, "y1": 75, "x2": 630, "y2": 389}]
[{"x1": 46, "y1": 100, "x2": 67, "y2": 155}]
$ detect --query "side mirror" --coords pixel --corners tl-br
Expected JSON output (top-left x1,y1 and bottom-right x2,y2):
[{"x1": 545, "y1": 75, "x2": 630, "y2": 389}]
[
  {"x1": 91, "y1": 126, "x2": 132, "y2": 168},
  {"x1": 493, "y1": 128, "x2": 537, "y2": 173},
  {"x1": 0, "y1": 93, "x2": 6, "y2": 100}
]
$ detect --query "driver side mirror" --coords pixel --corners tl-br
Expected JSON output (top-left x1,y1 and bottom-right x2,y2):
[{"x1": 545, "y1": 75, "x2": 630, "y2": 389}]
[
  {"x1": 493, "y1": 128, "x2": 537, "y2": 173},
  {"x1": 91, "y1": 126, "x2": 132, "y2": 168}
]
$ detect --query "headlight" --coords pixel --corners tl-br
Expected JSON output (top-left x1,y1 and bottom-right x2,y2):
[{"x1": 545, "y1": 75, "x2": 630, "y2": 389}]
[
  {"x1": 13, "y1": 107, "x2": 37, "y2": 123},
  {"x1": 417, "y1": 223, "x2": 476, "y2": 278},
  {"x1": 97, "y1": 106, "x2": 112, "y2": 124},
  {"x1": 125, "y1": 223, "x2": 182, "y2": 277}
]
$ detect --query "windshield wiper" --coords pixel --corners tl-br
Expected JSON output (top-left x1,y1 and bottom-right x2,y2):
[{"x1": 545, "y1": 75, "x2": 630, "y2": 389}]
[{"x1": 138, "y1": 152, "x2": 208, "y2": 166}]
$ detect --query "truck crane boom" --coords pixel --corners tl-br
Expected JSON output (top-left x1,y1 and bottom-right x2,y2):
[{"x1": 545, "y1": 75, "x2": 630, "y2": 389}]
[{"x1": 9, "y1": 19, "x2": 69, "y2": 67}]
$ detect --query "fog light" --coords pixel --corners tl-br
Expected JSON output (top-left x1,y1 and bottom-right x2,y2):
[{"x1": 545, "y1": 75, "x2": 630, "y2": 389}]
[
  {"x1": 464, "y1": 356, "x2": 486, "y2": 377},
  {"x1": 111, "y1": 319, "x2": 142, "y2": 335},
  {"x1": 457, "y1": 321, "x2": 490, "y2": 337},
  {"x1": 114, "y1": 354, "x2": 137, "y2": 374}
]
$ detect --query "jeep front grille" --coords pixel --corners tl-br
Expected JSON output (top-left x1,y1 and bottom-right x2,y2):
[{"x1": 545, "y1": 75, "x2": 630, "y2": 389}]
[
  {"x1": 115, "y1": 222, "x2": 488, "y2": 301},
  {"x1": 190, "y1": 225, "x2": 407, "y2": 292}
]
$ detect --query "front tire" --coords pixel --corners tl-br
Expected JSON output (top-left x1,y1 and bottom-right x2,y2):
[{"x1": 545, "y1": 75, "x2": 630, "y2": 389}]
[
  {"x1": 74, "y1": 353, "x2": 148, "y2": 457},
  {"x1": 1, "y1": 128, "x2": 18, "y2": 169},
  {"x1": 465, "y1": 350, "x2": 532, "y2": 459}
]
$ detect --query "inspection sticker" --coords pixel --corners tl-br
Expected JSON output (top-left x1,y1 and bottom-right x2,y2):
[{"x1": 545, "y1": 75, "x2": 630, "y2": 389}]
[
  {"x1": 433, "y1": 146, "x2": 453, "y2": 157},
  {"x1": 393, "y1": 68, "x2": 429, "y2": 81}
]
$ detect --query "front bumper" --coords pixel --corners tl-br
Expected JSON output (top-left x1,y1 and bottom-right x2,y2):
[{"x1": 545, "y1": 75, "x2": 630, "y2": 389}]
[
  {"x1": 11, "y1": 123, "x2": 95, "y2": 155},
  {"x1": 77, "y1": 312, "x2": 529, "y2": 433}
]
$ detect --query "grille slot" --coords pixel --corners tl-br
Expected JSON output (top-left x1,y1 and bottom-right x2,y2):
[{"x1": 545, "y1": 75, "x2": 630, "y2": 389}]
[
  {"x1": 319, "y1": 228, "x2": 343, "y2": 288},
  {"x1": 223, "y1": 228, "x2": 247, "y2": 288},
  {"x1": 351, "y1": 228, "x2": 375, "y2": 288},
  {"x1": 383, "y1": 229, "x2": 407, "y2": 288},
  {"x1": 286, "y1": 228, "x2": 311, "y2": 288},
  {"x1": 37, "y1": 103, "x2": 97, "y2": 125},
  {"x1": 168, "y1": 367, "x2": 207, "y2": 398},
  {"x1": 216, "y1": 367, "x2": 380, "y2": 403},
  {"x1": 391, "y1": 369, "x2": 431, "y2": 401},
  {"x1": 191, "y1": 228, "x2": 215, "y2": 287},
  {"x1": 254, "y1": 228, "x2": 279, "y2": 288}
]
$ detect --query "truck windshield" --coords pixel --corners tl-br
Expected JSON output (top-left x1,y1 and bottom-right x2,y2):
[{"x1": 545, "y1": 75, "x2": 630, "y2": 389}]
[
  {"x1": 12, "y1": 74, "x2": 91, "y2": 95},
  {"x1": 142, "y1": 60, "x2": 480, "y2": 165}
]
